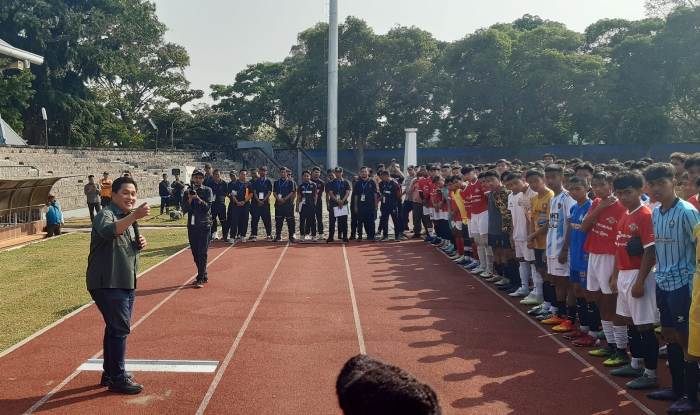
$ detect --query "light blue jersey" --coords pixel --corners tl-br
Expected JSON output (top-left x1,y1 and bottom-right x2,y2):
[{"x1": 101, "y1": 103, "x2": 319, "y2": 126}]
[
  {"x1": 652, "y1": 198, "x2": 700, "y2": 291},
  {"x1": 547, "y1": 190, "x2": 576, "y2": 258}
]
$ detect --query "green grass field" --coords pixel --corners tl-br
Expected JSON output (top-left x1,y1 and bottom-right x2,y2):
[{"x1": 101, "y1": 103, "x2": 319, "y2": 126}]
[
  {"x1": 0, "y1": 228, "x2": 188, "y2": 352},
  {"x1": 64, "y1": 208, "x2": 188, "y2": 228}
]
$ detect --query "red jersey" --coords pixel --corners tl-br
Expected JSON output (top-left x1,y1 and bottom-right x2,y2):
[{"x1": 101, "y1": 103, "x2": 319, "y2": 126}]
[
  {"x1": 419, "y1": 177, "x2": 435, "y2": 208},
  {"x1": 583, "y1": 198, "x2": 627, "y2": 255},
  {"x1": 464, "y1": 179, "x2": 488, "y2": 215},
  {"x1": 614, "y1": 205, "x2": 655, "y2": 270},
  {"x1": 689, "y1": 194, "x2": 700, "y2": 212}
]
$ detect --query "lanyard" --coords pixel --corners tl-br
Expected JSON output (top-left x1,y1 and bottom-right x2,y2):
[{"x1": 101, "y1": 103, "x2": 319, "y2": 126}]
[
  {"x1": 335, "y1": 180, "x2": 344, "y2": 195},
  {"x1": 277, "y1": 179, "x2": 290, "y2": 193},
  {"x1": 360, "y1": 180, "x2": 369, "y2": 194}
]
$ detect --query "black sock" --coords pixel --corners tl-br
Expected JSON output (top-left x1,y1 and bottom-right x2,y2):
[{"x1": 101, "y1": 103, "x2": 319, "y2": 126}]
[
  {"x1": 628, "y1": 325, "x2": 643, "y2": 360},
  {"x1": 640, "y1": 329, "x2": 658, "y2": 370},
  {"x1": 686, "y1": 361, "x2": 699, "y2": 402},
  {"x1": 543, "y1": 282, "x2": 553, "y2": 303},
  {"x1": 588, "y1": 302, "x2": 601, "y2": 331},
  {"x1": 567, "y1": 305, "x2": 577, "y2": 324},
  {"x1": 667, "y1": 343, "x2": 685, "y2": 397},
  {"x1": 576, "y1": 298, "x2": 588, "y2": 327}
]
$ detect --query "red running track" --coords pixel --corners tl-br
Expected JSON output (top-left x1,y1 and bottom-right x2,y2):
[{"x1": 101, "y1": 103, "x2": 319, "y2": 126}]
[{"x1": 0, "y1": 240, "x2": 667, "y2": 414}]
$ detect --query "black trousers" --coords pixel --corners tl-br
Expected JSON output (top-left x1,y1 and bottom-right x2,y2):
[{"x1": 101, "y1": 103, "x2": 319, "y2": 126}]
[
  {"x1": 88, "y1": 202, "x2": 101, "y2": 221},
  {"x1": 275, "y1": 204, "x2": 295, "y2": 238},
  {"x1": 329, "y1": 208, "x2": 348, "y2": 240},
  {"x1": 412, "y1": 202, "x2": 429, "y2": 235},
  {"x1": 299, "y1": 206, "x2": 317, "y2": 236},
  {"x1": 315, "y1": 201, "x2": 324, "y2": 234},
  {"x1": 89, "y1": 288, "x2": 134, "y2": 382},
  {"x1": 227, "y1": 203, "x2": 249, "y2": 239},
  {"x1": 357, "y1": 208, "x2": 376, "y2": 239},
  {"x1": 379, "y1": 206, "x2": 400, "y2": 238},
  {"x1": 211, "y1": 202, "x2": 227, "y2": 237},
  {"x1": 251, "y1": 203, "x2": 272, "y2": 237},
  {"x1": 402, "y1": 200, "x2": 412, "y2": 231},
  {"x1": 188, "y1": 225, "x2": 211, "y2": 282},
  {"x1": 351, "y1": 211, "x2": 358, "y2": 237}
]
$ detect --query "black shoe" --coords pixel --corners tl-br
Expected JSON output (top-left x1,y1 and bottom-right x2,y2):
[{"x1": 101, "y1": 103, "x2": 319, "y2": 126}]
[
  {"x1": 326, "y1": 238, "x2": 335, "y2": 243},
  {"x1": 108, "y1": 377, "x2": 143, "y2": 395},
  {"x1": 274, "y1": 237, "x2": 282, "y2": 242},
  {"x1": 349, "y1": 235, "x2": 356, "y2": 240},
  {"x1": 194, "y1": 280, "x2": 204, "y2": 288},
  {"x1": 100, "y1": 372, "x2": 134, "y2": 387},
  {"x1": 668, "y1": 397, "x2": 700, "y2": 414},
  {"x1": 289, "y1": 237, "x2": 296, "y2": 243},
  {"x1": 342, "y1": 238, "x2": 349, "y2": 243},
  {"x1": 412, "y1": 233, "x2": 422, "y2": 239},
  {"x1": 380, "y1": 236, "x2": 389, "y2": 242},
  {"x1": 498, "y1": 284, "x2": 515, "y2": 292},
  {"x1": 394, "y1": 237, "x2": 401, "y2": 242},
  {"x1": 358, "y1": 236, "x2": 363, "y2": 241},
  {"x1": 505, "y1": 286, "x2": 520, "y2": 294},
  {"x1": 647, "y1": 388, "x2": 681, "y2": 401}
]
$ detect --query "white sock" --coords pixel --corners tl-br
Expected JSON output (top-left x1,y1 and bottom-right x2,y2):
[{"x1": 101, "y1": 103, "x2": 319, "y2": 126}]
[
  {"x1": 519, "y1": 262, "x2": 531, "y2": 290},
  {"x1": 644, "y1": 368, "x2": 657, "y2": 378},
  {"x1": 550, "y1": 306, "x2": 558, "y2": 315},
  {"x1": 580, "y1": 325, "x2": 590, "y2": 333},
  {"x1": 613, "y1": 325, "x2": 628, "y2": 350},
  {"x1": 631, "y1": 357, "x2": 644, "y2": 369},
  {"x1": 485, "y1": 245, "x2": 494, "y2": 273},
  {"x1": 476, "y1": 246, "x2": 487, "y2": 267},
  {"x1": 532, "y1": 269, "x2": 543, "y2": 298},
  {"x1": 543, "y1": 301, "x2": 551, "y2": 311},
  {"x1": 601, "y1": 320, "x2": 615, "y2": 345}
]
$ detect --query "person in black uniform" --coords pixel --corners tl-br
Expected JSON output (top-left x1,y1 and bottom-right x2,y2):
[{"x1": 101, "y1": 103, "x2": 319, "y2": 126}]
[
  {"x1": 349, "y1": 175, "x2": 359, "y2": 240},
  {"x1": 327, "y1": 167, "x2": 351, "y2": 243},
  {"x1": 249, "y1": 166, "x2": 273, "y2": 241},
  {"x1": 209, "y1": 169, "x2": 228, "y2": 240},
  {"x1": 171, "y1": 174, "x2": 185, "y2": 211},
  {"x1": 311, "y1": 167, "x2": 325, "y2": 240},
  {"x1": 378, "y1": 170, "x2": 402, "y2": 241},
  {"x1": 298, "y1": 170, "x2": 318, "y2": 240},
  {"x1": 181, "y1": 169, "x2": 213, "y2": 288},
  {"x1": 274, "y1": 166, "x2": 297, "y2": 242},
  {"x1": 352, "y1": 166, "x2": 378, "y2": 241},
  {"x1": 158, "y1": 173, "x2": 171, "y2": 215},
  {"x1": 227, "y1": 169, "x2": 250, "y2": 243}
]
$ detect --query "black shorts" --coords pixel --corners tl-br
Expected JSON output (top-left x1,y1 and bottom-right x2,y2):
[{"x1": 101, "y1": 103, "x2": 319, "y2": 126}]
[
  {"x1": 657, "y1": 285, "x2": 691, "y2": 333},
  {"x1": 534, "y1": 249, "x2": 546, "y2": 269},
  {"x1": 488, "y1": 234, "x2": 510, "y2": 249}
]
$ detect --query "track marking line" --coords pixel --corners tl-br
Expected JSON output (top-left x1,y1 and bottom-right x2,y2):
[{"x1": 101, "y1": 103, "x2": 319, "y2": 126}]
[
  {"x1": 428, "y1": 246, "x2": 656, "y2": 415},
  {"x1": 342, "y1": 244, "x2": 366, "y2": 354},
  {"x1": 1, "y1": 245, "x2": 191, "y2": 359},
  {"x1": 195, "y1": 243, "x2": 290, "y2": 415},
  {"x1": 23, "y1": 245, "x2": 234, "y2": 415},
  {"x1": 78, "y1": 359, "x2": 219, "y2": 373}
]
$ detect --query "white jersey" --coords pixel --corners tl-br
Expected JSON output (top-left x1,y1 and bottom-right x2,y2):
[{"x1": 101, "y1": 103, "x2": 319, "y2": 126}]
[
  {"x1": 508, "y1": 187, "x2": 537, "y2": 242},
  {"x1": 546, "y1": 190, "x2": 576, "y2": 258}
]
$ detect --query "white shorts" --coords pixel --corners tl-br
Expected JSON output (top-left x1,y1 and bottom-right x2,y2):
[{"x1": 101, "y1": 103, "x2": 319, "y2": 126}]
[
  {"x1": 469, "y1": 211, "x2": 489, "y2": 237},
  {"x1": 547, "y1": 256, "x2": 570, "y2": 277},
  {"x1": 424, "y1": 207, "x2": 434, "y2": 218},
  {"x1": 514, "y1": 241, "x2": 535, "y2": 262},
  {"x1": 616, "y1": 269, "x2": 658, "y2": 325},
  {"x1": 587, "y1": 253, "x2": 615, "y2": 294},
  {"x1": 452, "y1": 221, "x2": 463, "y2": 231}
]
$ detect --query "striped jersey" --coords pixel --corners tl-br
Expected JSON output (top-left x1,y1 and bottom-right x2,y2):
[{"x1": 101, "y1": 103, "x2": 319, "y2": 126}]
[
  {"x1": 652, "y1": 198, "x2": 700, "y2": 291},
  {"x1": 546, "y1": 190, "x2": 576, "y2": 258}
]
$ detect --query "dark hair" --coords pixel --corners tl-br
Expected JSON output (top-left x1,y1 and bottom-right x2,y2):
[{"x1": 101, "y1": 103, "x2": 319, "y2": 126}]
[
  {"x1": 239, "y1": 168, "x2": 248, "y2": 173},
  {"x1": 592, "y1": 171, "x2": 614, "y2": 183},
  {"x1": 544, "y1": 164, "x2": 563, "y2": 174},
  {"x1": 112, "y1": 176, "x2": 138, "y2": 194},
  {"x1": 503, "y1": 171, "x2": 522, "y2": 182},
  {"x1": 574, "y1": 163, "x2": 594, "y2": 175},
  {"x1": 441, "y1": 164, "x2": 451, "y2": 169},
  {"x1": 543, "y1": 153, "x2": 556, "y2": 160},
  {"x1": 613, "y1": 170, "x2": 644, "y2": 191},
  {"x1": 380, "y1": 170, "x2": 390, "y2": 176},
  {"x1": 302, "y1": 170, "x2": 311, "y2": 176},
  {"x1": 431, "y1": 175, "x2": 442, "y2": 184},
  {"x1": 482, "y1": 170, "x2": 500, "y2": 179},
  {"x1": 567, "y1": 176, "x2": 588, "y2": 188},
  {"x1": 88, "y1": 175, "x2": 94, "y2": 179},
  {"x1": 684, "y1": 153, "x2": 700, "y2": 170},
  {"x1": 312, "y1": 166, "x2": 321, "y2": 172},
  {"x1": 525, "y1": 169, "x2": 544, "y2": 179},
  {"x1": 336, "y1": 354, "x2": 441, "y2": 415},
  {"x1": 643, "y1": 162, "x2": 675, "y2": 183},
  {"x1": 461, "y1": 165, "x2": 475, "y2": 175},
  {"x1": 212, "y1": 169, "x2": 220, "y2": 174}
]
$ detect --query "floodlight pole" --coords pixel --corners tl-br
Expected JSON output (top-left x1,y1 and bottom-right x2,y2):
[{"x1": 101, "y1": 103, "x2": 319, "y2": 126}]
[{"x1": 327, "y1": 0, "x2": 338, "y2": 169}]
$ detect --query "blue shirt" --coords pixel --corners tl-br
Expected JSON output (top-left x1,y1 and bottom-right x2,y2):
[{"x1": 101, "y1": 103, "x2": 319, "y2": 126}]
[
  {"x1": 569, "y1": 199, "x2": 592, "y2": 272},
  {"x1": 546, "y1": 191, "x2": 576, "y2": 258},
  {"x1": 46, "y1": 202, "x2": 63, "y2": 225},
  {"x1": 653, "y1": 198, "x2": 700, "y2": 291}
]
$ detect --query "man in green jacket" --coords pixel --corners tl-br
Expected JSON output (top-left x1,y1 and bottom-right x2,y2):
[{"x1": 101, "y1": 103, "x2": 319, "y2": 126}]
[{"x1": 86, "y1": 176, "x2": 150, "y2": 394}]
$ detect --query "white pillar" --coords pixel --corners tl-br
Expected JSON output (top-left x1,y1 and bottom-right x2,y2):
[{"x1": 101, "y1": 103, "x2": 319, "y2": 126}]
[
  {"x1": 404, "y1": 128, "x2": 418, "y2": 171},
  {"x1": 327, "y1": 0, "x2": 339, "y2": 169}
]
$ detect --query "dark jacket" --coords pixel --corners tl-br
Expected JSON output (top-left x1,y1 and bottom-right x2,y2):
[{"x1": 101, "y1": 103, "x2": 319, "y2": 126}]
[{"x1": 181, "y1": 185, "x2": 213, "y2": 228}]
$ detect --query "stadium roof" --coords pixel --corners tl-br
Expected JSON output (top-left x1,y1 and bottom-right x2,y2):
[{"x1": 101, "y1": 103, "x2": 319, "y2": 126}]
[
  {"x1": 0, "y1": 115, "x2": 28, "y2": 146},
  {"x1": 0, "y1": 177, "x2": 62, "y2": 213},
  {"x1": 0, "y1": 38, "x2": 44, "y2": 65}
]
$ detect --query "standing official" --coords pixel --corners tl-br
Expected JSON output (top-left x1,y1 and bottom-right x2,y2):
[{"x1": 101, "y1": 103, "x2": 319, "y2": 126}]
[
  {"x1": 227, "y1": 169, "x2": 251, "y2": 243},
  {"x1": 209, "y1": 169, "x2": 228, "y2": 240},
  {"x1": 311, "y1": 167, "x2": 325, "y2": 240},
  {"x1": 158, "y1": 173, "x2": 170, "y2": 215},
  {"x1": 274, "y1": 167, "x2": 297, "y2": 242},
  {"x1": 84, "y1": 175, "x2": 101, "y2": 221},
  {"x1": 250, "y1": 166, "x2": 273, "y2": 241},
  {"x1": 298, "y1": 170, "x2": 318, "y2": 240},
  {"x1": 327, "y1": 167, "x2": 351, "y2": 243},
  {"x1": 181, "y1": 170, "x2": 213, "y2": 288},
  {"x1": 378, "y1": 170, "x2": 402, "y2": 241},
  {"x1": 352, "y1": 166, "x2": 378, "y2": 241},
  {"x1": 86, "y1": 176, "x2": 149, "y2": 394},
  {"x1": 171, "y1": 175, "x2": 185, "y2": 211}
]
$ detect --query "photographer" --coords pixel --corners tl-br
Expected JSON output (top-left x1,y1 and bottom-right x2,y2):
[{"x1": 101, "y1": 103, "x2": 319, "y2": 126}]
[
  {"x1": 181, "y1": 169, "x2": 213, "y2": 288},
  {"x1": 86, "y1": 176, "x2": 149, "y2": 395}
]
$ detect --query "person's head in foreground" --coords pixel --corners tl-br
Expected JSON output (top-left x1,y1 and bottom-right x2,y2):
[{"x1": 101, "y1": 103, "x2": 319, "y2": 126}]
[
  {"x1": 336, "y1": 354, "x2": 441, "y2": 415},
  {"x1": 111, "y1": 176, "x2": 139, "y2": 212}
]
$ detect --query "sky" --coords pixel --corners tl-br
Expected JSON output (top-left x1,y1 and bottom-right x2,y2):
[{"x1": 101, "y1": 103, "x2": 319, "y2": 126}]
[{"x1": 152, "y1": 0, "x2": 648, "y2": 101}]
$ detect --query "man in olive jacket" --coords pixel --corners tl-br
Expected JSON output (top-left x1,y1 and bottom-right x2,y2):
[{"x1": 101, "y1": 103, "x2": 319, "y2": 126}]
[{"x1": 86, "y1": 176, "x2": 150, "y2": 395}]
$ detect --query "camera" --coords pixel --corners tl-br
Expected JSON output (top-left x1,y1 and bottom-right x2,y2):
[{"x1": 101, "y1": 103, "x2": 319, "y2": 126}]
[{"x1": 188, "y1": 189, "x2": 197, "y2": 196}]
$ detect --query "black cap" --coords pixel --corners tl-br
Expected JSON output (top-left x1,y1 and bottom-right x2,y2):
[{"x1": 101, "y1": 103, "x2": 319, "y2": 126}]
[{"x1": 192, "y1": 169, "x2": 204, "y2": 177}]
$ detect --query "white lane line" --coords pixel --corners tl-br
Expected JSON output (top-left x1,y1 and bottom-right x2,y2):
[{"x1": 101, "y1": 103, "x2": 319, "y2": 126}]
[
  {"x1": 78, "y1": 359, "x2": 219, "y2": 373},
  {"x1": 342, "y1": 244, "x2": 366, "y2": 354},
  {"x1": 195, "y1": 243, "x2": 290, "y2": 415},
  {"x1": 23, "y1": 245, "x2": 234, "y2": 415},
  {"x1": 1, "y1": 245, "x2": 191, "y2": 359},
  {"x1": 434, "y1": 248, "x2": 656, "y2": 415}
]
